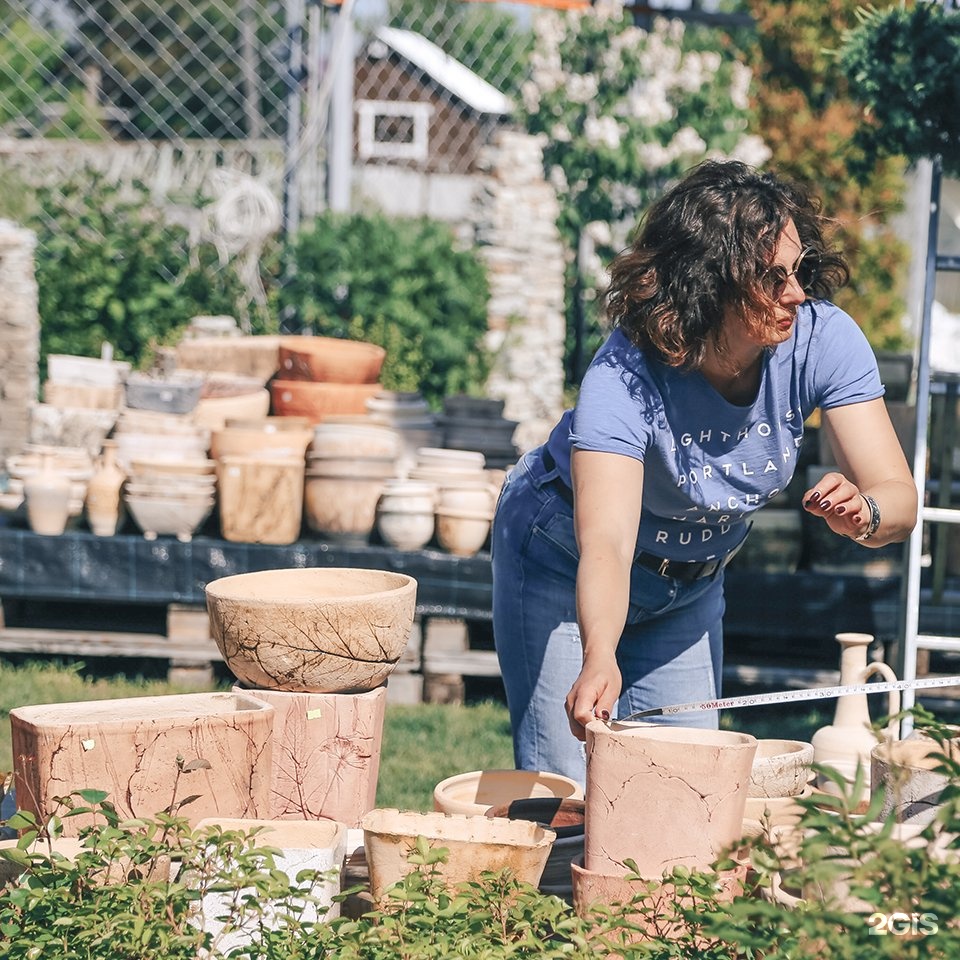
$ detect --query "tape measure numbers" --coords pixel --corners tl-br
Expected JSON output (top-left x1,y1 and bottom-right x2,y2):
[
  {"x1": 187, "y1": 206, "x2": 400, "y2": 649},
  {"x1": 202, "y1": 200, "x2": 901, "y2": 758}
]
[{"x1": 614, "y1": 674, "x2": 960, "y2": 723}]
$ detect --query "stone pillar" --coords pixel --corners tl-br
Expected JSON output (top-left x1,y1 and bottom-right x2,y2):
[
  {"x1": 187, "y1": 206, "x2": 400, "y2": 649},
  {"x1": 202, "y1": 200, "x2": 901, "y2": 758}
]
[
  {"x1": 0, "y1": 221, "x2": 39, "y2": 461},
  {"x1": 476, "y1": 131, "x2": 566, "y2": 453}
]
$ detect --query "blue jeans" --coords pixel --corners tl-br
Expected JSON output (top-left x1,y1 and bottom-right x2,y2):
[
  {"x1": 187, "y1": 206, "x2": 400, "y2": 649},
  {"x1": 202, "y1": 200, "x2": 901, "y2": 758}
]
[{"x1": 492, "y1": 447, "x2": 725, "y2": 788}]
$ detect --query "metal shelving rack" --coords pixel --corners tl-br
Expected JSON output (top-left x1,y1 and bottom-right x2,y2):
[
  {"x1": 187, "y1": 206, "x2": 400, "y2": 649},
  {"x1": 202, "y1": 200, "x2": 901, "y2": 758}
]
[{"x1": 900, "y1": 155, "x2": 960, "y2": 732}]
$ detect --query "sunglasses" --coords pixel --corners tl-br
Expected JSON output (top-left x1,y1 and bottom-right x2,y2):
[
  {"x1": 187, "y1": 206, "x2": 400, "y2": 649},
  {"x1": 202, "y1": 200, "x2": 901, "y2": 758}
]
[{"x1": 762, "y1": 245, "x2": 820, "y2": 301}]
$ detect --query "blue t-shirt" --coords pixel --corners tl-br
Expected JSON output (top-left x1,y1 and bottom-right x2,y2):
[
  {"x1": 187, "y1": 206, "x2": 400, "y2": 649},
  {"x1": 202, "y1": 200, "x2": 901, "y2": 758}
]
[{"x1": 543, "y1": 301, "x2": 884, "y2": 561}]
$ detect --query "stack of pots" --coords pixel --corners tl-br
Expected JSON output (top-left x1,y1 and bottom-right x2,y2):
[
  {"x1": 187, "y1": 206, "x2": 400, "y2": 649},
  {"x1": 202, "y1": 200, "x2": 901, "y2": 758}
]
[
  {"x1": 270, "y1": 336, "x2": 386, "y2": 424},
  {"x1": 364, "y1": 391, "x2": 440, "y2": 478},
  {"x1": 111, "y1": 410, "x2": 215, "y2": 541},
  {"x1": 439, "y1": 395, "x2": 519, "y2": 470},
  {"x1": 205, "y1": 566, "x2": 419, "y2": 826},
  {"x1": 211, "y1": 417, "x2": 314, "y2": 545},
  {"x1": 408, "y1": 448, "x2": 496, "y2": 557},
  {"x1": 304, "y1": 417, "x2": 401, "y2": 544}
]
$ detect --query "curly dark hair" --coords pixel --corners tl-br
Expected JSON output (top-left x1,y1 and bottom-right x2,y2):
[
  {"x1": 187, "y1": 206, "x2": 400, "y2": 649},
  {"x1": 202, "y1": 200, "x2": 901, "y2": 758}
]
[{"x1": 605, "y1": 159, "x2": 849, "y2": 369}]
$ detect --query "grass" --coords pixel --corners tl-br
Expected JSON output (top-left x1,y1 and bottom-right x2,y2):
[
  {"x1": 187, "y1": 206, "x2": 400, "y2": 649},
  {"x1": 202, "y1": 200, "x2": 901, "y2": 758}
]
[{"x1": 0, "y1": 656, "x2": 843, "y2": 817}]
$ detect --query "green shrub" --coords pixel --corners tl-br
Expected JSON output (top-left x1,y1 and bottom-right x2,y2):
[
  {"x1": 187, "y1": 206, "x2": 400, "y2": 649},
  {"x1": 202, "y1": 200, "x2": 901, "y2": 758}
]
[
  {"x1": 27, "y1": 170, "x2": 254, "y2": 373},
  {"x1": 274, "y1": 212, "x2": 491, "y2": 408},
  {"x1": 4, "y1": 709, "x2": 960, "y2": 958}
]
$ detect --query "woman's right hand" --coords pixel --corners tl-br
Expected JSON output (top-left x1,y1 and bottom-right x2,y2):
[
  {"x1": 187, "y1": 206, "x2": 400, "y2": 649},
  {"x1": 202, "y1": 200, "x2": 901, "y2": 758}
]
[{"x1": 564, "y1": 650, "x2": 622, "y2": 741}]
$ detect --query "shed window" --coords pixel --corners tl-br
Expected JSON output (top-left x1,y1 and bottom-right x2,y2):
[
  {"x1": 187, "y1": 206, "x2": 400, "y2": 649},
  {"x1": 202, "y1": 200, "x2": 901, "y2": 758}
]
[{"x1": 357, "y1": 100, "x2": 432, "y2": 161}]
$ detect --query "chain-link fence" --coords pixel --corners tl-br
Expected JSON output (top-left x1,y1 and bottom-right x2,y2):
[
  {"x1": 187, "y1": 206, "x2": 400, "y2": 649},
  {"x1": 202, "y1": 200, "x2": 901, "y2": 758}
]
[{"x1": 0, "y1": 0, "x2": 532, "y2": 239}]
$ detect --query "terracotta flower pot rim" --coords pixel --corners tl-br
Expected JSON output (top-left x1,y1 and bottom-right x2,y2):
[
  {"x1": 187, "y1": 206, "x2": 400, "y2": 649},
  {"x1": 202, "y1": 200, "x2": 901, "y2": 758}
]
[
  {"x1": 435, "y1": 507, "x2": 494, "y2": 520},
  {"x1": 204, "y1": 567, "x2": 417, "y2": 604}
]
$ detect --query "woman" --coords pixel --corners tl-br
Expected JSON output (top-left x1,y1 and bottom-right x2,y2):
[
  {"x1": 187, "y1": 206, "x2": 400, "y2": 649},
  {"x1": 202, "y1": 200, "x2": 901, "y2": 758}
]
[{"x1": 491, "y1": 159, "x2": 917, "y2": 787}]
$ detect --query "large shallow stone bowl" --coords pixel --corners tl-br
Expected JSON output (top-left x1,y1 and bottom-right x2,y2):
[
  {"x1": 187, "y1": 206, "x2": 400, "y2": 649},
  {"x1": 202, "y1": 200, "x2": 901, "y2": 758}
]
[{"x1": 205, "y1": 568, "x2": 417, "y2": 693}]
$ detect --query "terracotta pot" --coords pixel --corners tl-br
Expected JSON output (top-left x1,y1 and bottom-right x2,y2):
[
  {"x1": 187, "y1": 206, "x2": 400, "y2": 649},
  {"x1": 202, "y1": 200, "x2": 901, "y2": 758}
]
[
  {"x1": 10, "y1": 692, "x2": 274, "y2": 835},
  {"x1": 584, "y1": 720, "x2": 757, "y2": 878},
  {"x1": 217, "y1": 455, "x2": 305, "y2": 545},
  {"x1": 416, "y1": 447, "x2": 486, "y2": 470},
  {"x1": 85, "y1": 440, "x2": 127, "y2": 536},
  {"x1": 193, "y1": 388, "x2": 271, "y2": 431},
  {"x1": 232, "y1": 684, "x2": 386, "y2": 826},
  {"x1": 433, "y1": 769, "x2": 583, "y2": 818},
  {"x1": 303, "y1": 473, "x2": 389, "y2": 544},
  {"x1": 437, "y1": 483, "x2": 497, "y2": 514},
  {"x1": 435, "y1": 508, "x2": 492, "y2": 557},
  {"x1": 271, "y1": 379, "x2": 383, "y2": 423},
  {"x1": 278, "y1": 336, "x2": 386, "y2": 384},
  {"x1": 749, "y1": 739, "x2": 814, "y2": 798},
  {"x1": 871, "y1": 737, "x2": 960, "y2": 825},
  {"x1": 375, "y1": 480, "x2": 437, "y2": 550},
  {"x1": 361, "y1": 808, "x2": 555, "y2": 900},
  {"x1": 225, "y1": 415, "x2": 313, "y2": 432},
  {"x1": 210, "y1": 425, "x2": 313, "y2": 460},
  {"x1": 194, "y1": 816, "x2": 346, "y2": 952},
  {"x1": 175, "y1": 334, "x2": 283, "y2": 381},
  {"x1": 811, "y1": 633, "x2": 900, "y2": 800},
  {"x1": 205, "y1": 567, "x2": 418, "y2": 693},
  {"x1": 309, "y1": 421, "x2": 401, "y2": 460},
  {"x1": 124, "y1": 492, "x2": 215, "y2": 542},
  {"x1": 570, "y1": 855, "x2": 747, "y2": 941},
  {"x1": 376, "y1": 508, "x2": 435, "y2": 552}
]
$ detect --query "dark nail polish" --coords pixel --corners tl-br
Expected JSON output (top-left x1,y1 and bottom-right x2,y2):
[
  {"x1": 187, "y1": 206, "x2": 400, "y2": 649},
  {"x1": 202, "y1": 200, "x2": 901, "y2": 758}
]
[
  {"x1": 819, "y1": 500, "x2": 831, "y2": 510},
  {"x1": 835, "y1": 505, "x2": 846, "y2": 515},
  {"x1": 600, "y1": 710, "x2": 610, "y2": 721},
  {"x1": 804, "y1": 492, "x2": 821, "y2": 507}
]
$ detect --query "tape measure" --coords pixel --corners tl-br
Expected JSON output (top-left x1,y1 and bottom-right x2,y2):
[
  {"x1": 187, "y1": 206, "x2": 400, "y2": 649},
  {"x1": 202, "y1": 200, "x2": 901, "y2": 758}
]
[{"x1": 614, "y1": 674, "x2": 960, "y2": 723}]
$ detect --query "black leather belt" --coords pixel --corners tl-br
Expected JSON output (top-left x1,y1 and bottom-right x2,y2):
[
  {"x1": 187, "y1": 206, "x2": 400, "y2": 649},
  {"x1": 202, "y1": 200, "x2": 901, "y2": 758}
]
[{"x1": 538, "y1": 446, "x2": 740, "y2": 582}]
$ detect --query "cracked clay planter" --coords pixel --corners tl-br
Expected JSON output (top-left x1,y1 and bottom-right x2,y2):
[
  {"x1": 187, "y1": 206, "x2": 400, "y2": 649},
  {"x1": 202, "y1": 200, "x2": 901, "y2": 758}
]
[
  {"x1": 206, "y1": 567, "x2": 417, "y2": 694},
  {"x1": 361, "y1": 808, "x2": 555, "y2": 901},
  {"x1": 584, "y1": 720, "x2": 757, "y2": 878},
  {"x1": 233, "y1": 684, "x2": 386, "y2": 827},
  {"x1": 10, "y1": 692, "x2": 274, "y2": 835}
]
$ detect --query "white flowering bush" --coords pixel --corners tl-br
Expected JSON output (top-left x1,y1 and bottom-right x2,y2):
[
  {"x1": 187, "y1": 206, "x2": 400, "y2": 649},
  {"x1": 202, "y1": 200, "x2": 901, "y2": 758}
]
[{"x1": 518, "y1": 0, "x2": 767, "y2": 377}]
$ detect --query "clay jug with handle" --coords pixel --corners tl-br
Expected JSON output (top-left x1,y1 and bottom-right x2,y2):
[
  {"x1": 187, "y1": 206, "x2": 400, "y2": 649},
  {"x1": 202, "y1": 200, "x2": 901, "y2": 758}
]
[
  {"x1": 23, "y1": 451, "x2": 72, "y2": 536},
  {"x1": 811, "y1": 632, "x2": 900, "y2": 803},
  {"x1": 85, "y1": 439, "x2": 126, "y2": 536}
]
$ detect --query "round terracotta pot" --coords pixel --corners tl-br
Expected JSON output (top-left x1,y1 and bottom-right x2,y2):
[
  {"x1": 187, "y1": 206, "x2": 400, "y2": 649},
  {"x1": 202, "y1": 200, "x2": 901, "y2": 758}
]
[
  {"x1": 303, "y1": 473, "x2": 390, "y2": 543},
  {"x1": 570, "y1": 855, "x2": 747, "y2": 942},
  {"x1": 435, "y1": 508, "x2": 492, "y2": 557},
  {"x1": 433, "y1": 769, "x2": 583, "y2": 817},
  {"x1": 871, "y1": 737, "x2": 960, "y2": 825},
  {"x1": 271, "y1": 379, "x2": 383, "y2": 423},
  {"x1": 278, "y1": 336, "x2": 386, "y2": 384},
  {"x1": 749, "y1": 739, "x2": 814, "y2": 798},
  {"x1": 211, "y1": 425, "x2": 313, "y2": 460},
  {"x1": 584, "y1": 721, "x2": 757, "y2": 878},
  {"x1": 205, "y1": 567, "x2": 417, "y2": 693}
]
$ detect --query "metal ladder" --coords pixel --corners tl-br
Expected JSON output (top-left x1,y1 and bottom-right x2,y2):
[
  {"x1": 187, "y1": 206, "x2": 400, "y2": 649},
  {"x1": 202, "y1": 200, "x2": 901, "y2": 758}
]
[{"x1": 900, "y1": 156, "x2": 960, "y2": 733}]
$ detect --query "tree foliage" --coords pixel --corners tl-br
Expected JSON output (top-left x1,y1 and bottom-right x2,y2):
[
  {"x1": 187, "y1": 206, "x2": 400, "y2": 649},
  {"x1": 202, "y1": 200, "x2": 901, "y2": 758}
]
[{"x1": 743, "y1": 0, "x2": 911, "y2": 352}]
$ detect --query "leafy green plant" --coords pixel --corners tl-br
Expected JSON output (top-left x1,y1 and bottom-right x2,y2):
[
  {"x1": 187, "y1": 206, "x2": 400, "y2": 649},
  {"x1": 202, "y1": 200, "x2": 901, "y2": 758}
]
[
  {"x1": 839, "y1": 1, "x2": 960, "y2": 176},
  {"x1": 274, "y1": 212, "x2": 491, "y2": 408},
  {"x1": 4, "y1": 709, "x2": 960, "y2": 958},
  {"x1": 27, "y1": 169, "x2": 254, "y2": 373}
]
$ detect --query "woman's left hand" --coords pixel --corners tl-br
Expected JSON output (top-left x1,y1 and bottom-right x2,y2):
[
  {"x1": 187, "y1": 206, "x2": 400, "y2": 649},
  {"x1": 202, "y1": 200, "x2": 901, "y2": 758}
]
[{"x1": 802, "y1": 471, "x2": 868, "y2": 539}]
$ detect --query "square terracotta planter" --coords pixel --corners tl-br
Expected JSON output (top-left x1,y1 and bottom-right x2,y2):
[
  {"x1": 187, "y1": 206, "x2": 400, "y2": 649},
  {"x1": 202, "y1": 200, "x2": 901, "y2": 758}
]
[
  {"x1": 11, "y1": 692, "x2": 274, "y2": 835},
  {"x1": 193, "y1": 816, "x2": 347, "y2": 954},
  {"x1": 233, "y1": 684, "x2": 386, "y2": 827}
]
